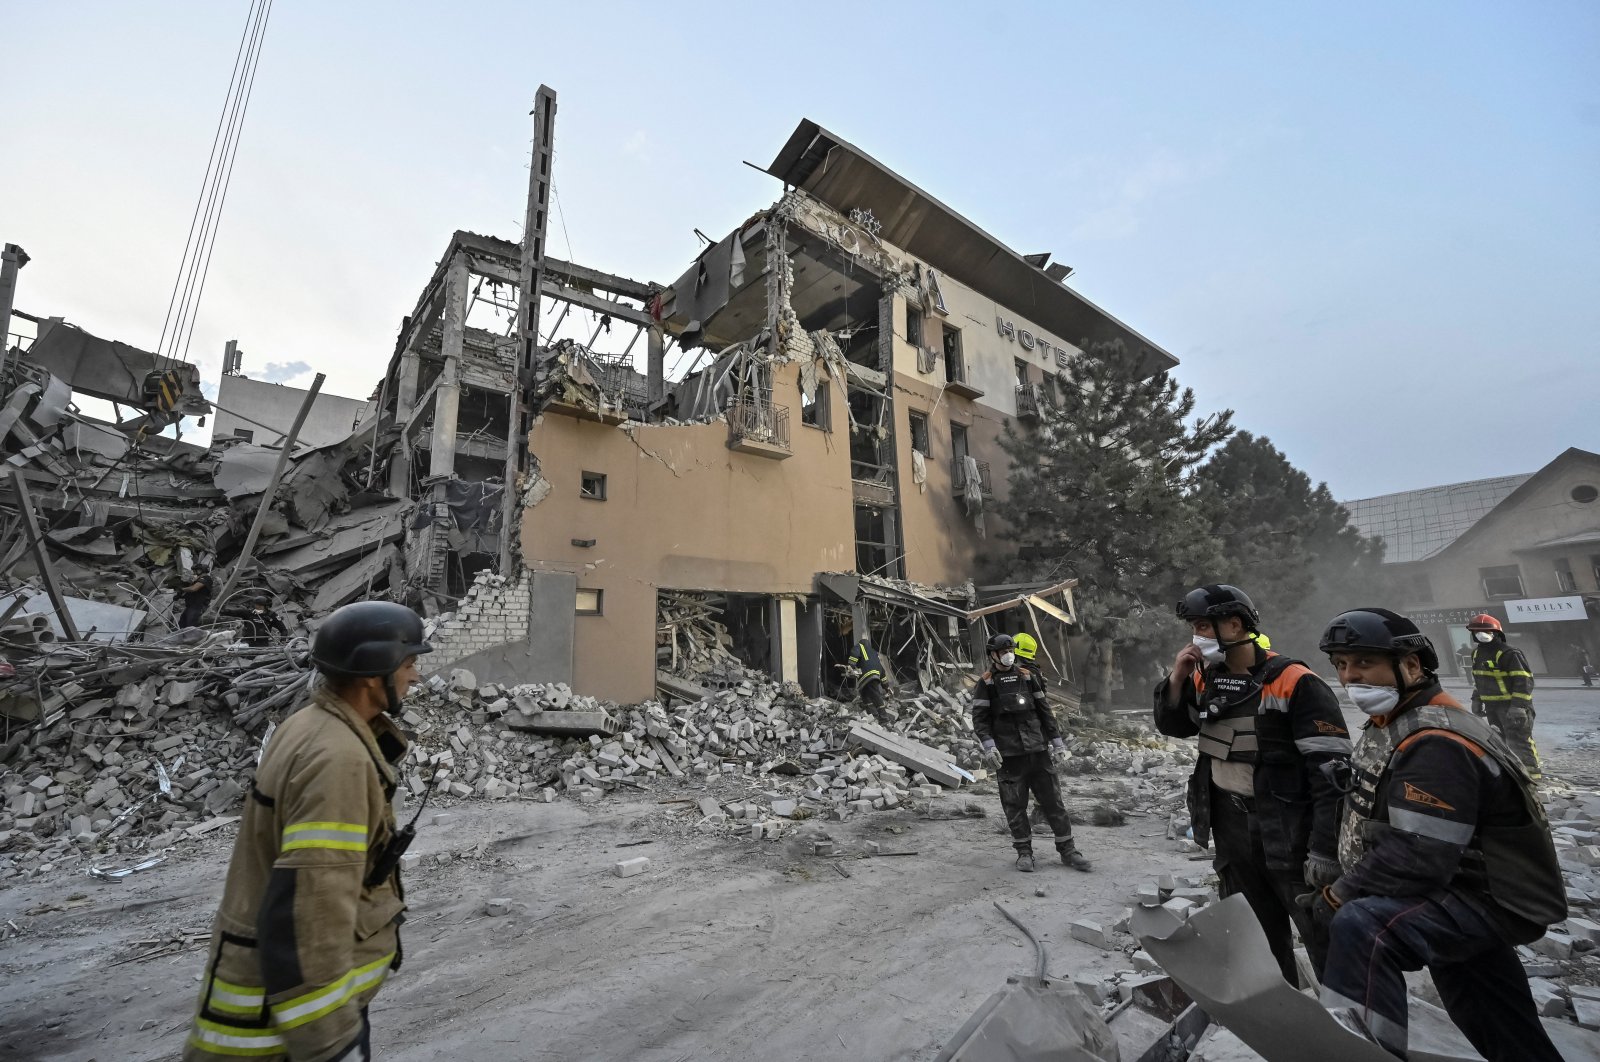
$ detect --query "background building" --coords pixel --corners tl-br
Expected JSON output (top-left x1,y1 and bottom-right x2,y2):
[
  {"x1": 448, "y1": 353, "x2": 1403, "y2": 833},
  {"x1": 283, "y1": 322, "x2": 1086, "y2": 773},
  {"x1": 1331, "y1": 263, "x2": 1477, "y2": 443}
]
[{"x1": 1344, "y1": 448, "x2": 1600, "y2": 677}]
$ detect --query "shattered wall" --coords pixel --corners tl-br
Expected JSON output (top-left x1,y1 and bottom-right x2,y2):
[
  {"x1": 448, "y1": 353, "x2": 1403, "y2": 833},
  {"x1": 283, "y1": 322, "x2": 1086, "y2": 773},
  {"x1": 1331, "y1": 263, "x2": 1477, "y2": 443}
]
[
  {"x1": 421, "y1": 567, "x2": 575, "y2": 687},
  {"x1": 521, "y1": 358, "x2": 854, "y2": 703}
]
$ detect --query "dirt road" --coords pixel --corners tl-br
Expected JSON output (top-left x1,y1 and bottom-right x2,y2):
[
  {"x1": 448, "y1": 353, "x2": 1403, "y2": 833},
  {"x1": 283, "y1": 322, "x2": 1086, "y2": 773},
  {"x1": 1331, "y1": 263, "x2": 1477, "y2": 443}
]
[{"x1": 0, "y1": 774, "x2": 1195, "y2": 1062}]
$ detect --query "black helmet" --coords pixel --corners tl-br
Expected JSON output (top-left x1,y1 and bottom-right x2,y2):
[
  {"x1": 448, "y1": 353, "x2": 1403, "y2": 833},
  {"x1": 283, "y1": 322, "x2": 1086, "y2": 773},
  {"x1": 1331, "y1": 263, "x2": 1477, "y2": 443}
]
[
  {"x1": 1177, "y1": 584, "x2": 1260, "y2": 630},
  {"x1": 987, "y1": 633, "x2": 1015, "y2": 654},
  {"x1": 312, "y1": 601, "x2": 432, "y2": 678},
  {"x1": 1318, "y1": 608, "x2": 1438, "y2": 672}
]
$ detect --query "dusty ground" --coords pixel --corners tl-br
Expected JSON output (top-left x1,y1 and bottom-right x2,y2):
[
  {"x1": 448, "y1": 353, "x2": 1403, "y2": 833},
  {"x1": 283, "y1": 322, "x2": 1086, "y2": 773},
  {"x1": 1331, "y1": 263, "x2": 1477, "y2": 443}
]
[{"x1": 0, "y1": 772, "x2": 1198, "y2": 1062}]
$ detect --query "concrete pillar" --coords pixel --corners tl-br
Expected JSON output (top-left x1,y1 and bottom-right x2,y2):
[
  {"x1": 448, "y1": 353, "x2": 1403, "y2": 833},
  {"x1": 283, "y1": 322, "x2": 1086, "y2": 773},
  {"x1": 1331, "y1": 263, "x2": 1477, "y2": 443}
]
[
  {"x1": 429, "y1": 252, "x2": 469, "y2": 481},
  {"x1": 646, "y1": 324, "x2": 665, "y2": 413},
  {"x1": 772, "y1": 597, "x2": 799, "y2": 685}
]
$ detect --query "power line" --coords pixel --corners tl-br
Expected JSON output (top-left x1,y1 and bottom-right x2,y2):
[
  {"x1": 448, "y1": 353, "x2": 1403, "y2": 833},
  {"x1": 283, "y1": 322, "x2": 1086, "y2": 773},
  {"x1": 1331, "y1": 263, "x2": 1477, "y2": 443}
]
[{"x1": 156, "y1": 0, "x2": 273, "y2": 367}]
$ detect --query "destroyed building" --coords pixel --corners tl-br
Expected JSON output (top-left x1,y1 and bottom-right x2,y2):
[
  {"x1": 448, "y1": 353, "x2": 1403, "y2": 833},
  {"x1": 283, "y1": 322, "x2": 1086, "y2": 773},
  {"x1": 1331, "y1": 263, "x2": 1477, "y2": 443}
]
[{"x1": 395, "y1": 120, "x2": 1180, "y2": 704}]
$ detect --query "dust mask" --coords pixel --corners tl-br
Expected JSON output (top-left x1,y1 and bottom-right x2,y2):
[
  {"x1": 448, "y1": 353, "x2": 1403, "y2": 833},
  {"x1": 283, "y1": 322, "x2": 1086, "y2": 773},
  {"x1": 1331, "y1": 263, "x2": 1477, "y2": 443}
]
[
  {"x1": 999, "y1": 652, "x2": 1016, "y2": 668},
  {"x1": 1346, "y1": 683, "x2": 1400, "y2": 717},
  {"x1": 1192, "y1": 635, "x2": 1225, "y2": 664},
  {"x1": 1473, "y1": 631, "x2": 1495, "y2": 644}
]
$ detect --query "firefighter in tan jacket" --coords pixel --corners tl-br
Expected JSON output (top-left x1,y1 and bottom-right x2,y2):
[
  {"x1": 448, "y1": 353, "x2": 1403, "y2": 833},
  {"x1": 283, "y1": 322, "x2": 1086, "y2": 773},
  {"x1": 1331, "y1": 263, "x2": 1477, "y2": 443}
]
[{"x1": 185, "y1": 601, "x2": 430, "y2": 1061}]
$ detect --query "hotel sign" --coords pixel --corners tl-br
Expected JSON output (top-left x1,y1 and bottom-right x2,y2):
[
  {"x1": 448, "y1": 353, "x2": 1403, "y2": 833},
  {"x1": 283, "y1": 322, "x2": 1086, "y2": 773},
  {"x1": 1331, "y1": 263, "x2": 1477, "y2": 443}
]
[
  {"x1": 996, "y1": 317, "x2": 1070, "y2": 367},
  {"x1": 1504, "y1": 596, "x2": 1588, "y2": 624}
]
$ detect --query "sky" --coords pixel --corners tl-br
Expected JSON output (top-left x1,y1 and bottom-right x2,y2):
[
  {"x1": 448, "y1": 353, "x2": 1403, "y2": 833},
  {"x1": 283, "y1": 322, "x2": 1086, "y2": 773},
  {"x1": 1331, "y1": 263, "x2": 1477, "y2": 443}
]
[{"x1": 3, "y1": 1, "x2": 1596, "y2": 500}]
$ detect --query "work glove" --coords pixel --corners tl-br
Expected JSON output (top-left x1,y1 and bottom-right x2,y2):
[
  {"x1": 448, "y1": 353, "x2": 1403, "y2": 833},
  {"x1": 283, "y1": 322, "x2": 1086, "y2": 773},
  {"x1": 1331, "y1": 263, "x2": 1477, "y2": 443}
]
[
  {"x1": 1294, "y1": 886, "x2": 1341, "y2": 930},
  {"x1": 982, "y1": 743, "x2": 1003, "y2": 769},
  {"x1": 1303, "y1": 851, "x2": 1341, "y2": 888},
  {"x1": 1050, "y1": 739, "x2": 1069, "y2": 765}
]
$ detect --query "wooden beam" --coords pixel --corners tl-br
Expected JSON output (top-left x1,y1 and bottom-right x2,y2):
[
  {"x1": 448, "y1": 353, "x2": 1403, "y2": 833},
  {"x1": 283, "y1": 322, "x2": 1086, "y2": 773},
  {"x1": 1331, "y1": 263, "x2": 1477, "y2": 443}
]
[
  {"x1": 7, "y1": 469, "x2": 81, "y2": 641},
  {"x1": 966, "y1": 578, "x2": 1079, "y2": 620}
]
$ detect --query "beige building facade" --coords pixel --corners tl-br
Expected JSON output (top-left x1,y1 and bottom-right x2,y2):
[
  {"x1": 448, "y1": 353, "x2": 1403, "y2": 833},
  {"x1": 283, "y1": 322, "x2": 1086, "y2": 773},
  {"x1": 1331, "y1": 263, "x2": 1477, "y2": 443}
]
[
  {"x1": 1344, "y1": 448, "x2": 1600, "y2": 677},
  {"x1": 506, "y1": 122, "x2": 1176, "y2": 703}
]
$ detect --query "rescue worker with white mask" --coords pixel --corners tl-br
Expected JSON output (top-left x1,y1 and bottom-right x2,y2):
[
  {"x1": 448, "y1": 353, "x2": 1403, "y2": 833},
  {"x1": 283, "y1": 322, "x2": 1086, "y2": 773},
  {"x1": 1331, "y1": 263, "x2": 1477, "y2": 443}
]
[
  {"x1": 1154, "y1": 583, "x2": 1351, "y2": 984},
  {"x1": 972, "y1": 634, "x2": 1090, "y2": 873},
  {"x1": 1307, "y1": 608, "x2": 1563, "y2": 1061}
]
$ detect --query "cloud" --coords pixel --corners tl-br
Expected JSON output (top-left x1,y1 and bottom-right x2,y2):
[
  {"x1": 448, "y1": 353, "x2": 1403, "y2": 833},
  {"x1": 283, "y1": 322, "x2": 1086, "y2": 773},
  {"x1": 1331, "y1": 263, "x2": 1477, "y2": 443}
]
[{"x1": 259, "y1": 360, "x2": 312, "y2": 384}]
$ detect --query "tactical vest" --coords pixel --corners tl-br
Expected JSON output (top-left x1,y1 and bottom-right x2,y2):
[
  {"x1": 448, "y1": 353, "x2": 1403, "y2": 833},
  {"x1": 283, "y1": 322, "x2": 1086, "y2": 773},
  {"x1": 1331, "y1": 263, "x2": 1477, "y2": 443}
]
[
  {"x1": 1339, "y1": 697, "x2": 1565, "y2": 936},
  {"x1": 989, "y1": 668, "x2": 1033, "y2": 714},
  {"x1": 1192, "y1": 655, "x2": 1301, "y2": 766}
]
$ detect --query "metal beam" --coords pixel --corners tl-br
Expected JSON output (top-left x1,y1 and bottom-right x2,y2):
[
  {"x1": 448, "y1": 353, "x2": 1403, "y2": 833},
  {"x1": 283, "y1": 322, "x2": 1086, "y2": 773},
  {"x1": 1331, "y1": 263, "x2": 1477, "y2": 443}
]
[
  {"x1": 544, "y1": 257, "x2": 656, "y2": 301},
  {"x1": 8, "y1": 469, "x2": 81, "y2": 642}
]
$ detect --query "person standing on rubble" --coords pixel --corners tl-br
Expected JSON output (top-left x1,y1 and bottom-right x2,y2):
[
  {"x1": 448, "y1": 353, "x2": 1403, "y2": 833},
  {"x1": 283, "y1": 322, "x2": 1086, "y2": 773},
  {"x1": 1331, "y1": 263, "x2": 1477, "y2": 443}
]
[
  {"x1": 178, "y1": 564, "x2": 215, "y2": 628},
  {"x1": 1305, "y1": 608, "x2": 1563, "y2": 1061},
  {"x1": 847, "y1": 636, "x2": 893, "y2": 722},
  {"x1": 973, "y1": 633, "x2": 1091, "y2": 873},
  {"x1": 1154, "y1": 584, "x2": 1350, "y2": 983},
  {"x1": 183, "y1": 600, "x2": 430, "y2": 1061},
  {"x1": 1466, "y1": 613, "x2": 1542, "y2": 779}
]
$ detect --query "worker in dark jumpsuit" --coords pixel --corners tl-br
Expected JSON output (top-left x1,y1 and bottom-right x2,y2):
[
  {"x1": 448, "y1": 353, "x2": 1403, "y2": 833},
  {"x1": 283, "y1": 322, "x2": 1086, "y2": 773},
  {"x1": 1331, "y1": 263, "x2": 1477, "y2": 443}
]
[
  {"x1": 973, "y1": 634, "x2": 1090, "y2": 874},
  {"x1": 847, "y1": 637, "x2": 893, "y2": 722}
]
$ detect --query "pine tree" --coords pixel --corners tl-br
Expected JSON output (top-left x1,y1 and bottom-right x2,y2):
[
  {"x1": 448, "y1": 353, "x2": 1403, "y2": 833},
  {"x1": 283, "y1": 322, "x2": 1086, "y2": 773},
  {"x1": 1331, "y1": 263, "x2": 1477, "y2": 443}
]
[
  {"x1": 1193, "y1": 431, "x2": 1385, "y2": 661},
  {"x1": 994, "y1": 339, "x2": 1233, "y2": 707}
]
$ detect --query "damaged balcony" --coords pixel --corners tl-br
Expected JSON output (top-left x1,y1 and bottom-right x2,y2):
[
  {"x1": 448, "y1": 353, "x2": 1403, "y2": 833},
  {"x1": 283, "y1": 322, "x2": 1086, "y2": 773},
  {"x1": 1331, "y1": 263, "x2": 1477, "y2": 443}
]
[
  {"x1": 726, "y1": 396, "x2": 791, "y2": 458},
  {"x1": 1015, "y1": 382, "x2": 1046, "y2": 420}
]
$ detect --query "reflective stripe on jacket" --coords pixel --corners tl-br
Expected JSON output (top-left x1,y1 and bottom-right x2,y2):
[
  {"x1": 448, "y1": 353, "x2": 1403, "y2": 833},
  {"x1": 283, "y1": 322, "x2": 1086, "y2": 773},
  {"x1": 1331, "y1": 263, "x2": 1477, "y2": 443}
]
[
  {"x1": 185, "y1": 688, "x2": 409, "y2": 1061},
  {"x1": 848, "y1": 642, "x2": 884, "y2": 683},
  {"x1": 1471, "y1": 644, "x2": 1534, "y2": 706}
]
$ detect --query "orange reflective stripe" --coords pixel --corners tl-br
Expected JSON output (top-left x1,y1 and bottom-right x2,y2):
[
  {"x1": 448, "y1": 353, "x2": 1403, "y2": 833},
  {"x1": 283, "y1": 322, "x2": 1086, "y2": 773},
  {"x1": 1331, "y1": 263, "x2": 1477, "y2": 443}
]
[{"x1": 1396, "y1": 728, "x2": 1485, "y2": 759}]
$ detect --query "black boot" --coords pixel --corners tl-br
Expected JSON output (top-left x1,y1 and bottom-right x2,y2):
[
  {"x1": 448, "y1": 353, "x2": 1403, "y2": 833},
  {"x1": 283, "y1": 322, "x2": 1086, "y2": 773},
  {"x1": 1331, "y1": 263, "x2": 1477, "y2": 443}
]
[
  {"x1": 1058, "y1": 845, "x2": 1091, "y2": 872},
  {"x1": 1015, "y1": 849, "x2": 1036, "y2": 873}
]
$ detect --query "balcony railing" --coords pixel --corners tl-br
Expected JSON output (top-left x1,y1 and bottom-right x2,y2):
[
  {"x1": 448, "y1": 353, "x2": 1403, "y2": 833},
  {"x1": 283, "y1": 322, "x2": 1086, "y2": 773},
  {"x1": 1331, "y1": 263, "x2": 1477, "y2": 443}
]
[
  {"x1": 952, "y1": 457, "x2": 993, "y2": 498},
  {"x1": 1016, "y1": 383, "x2": 1045, "y2": 419},
  {"x1": 728, "y1": 399, "x2": 791, "y2": 458}
]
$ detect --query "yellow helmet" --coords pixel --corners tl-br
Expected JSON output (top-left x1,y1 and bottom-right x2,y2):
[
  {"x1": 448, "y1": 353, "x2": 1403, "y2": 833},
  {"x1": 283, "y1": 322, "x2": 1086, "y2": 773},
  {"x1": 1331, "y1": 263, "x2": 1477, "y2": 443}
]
[{"x1": 1013, "y1": 632, "x2": 1038, "y2": 661}]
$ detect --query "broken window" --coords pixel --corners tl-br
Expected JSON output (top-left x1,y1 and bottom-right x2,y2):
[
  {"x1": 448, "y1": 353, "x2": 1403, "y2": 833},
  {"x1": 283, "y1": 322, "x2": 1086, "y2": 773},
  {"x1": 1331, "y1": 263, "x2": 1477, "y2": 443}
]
[
  {"x1": 951, "y1": 422, "x2": 969, "y2": 463},
  {"x1": 848, "y1": 388, "x2": 891, "y2": 484},
  {"x1": 580, "y1": 471, "x2": 606, "y2": 500},
  {"x1": 854, "y1": 504, "x2": 900, "y2": 578},
  {"x1": 908, "y1": 410, "x2": 930, "y2": 455},
  {"x1": 1479, "y1": 565, "x2": 1524, "y2": 598},
  {"x1": 1015, "y1": 359, "x2": 1031, "y2": 389},
  {"x1": 800, "y1": 379, "x2": 831, "y2": 431},
  {"x1": 232, "y1": 428, "x2": 253, "y2": 443},
  {"x1": 905, "y1": 303, "x2": 923, "y2": 348},
  {"x1": 943, "y1": 325, "x2": 964, "y2": 384},
  {"x1": 576, "y1": 588, "x2": 604, "y2": 615}
]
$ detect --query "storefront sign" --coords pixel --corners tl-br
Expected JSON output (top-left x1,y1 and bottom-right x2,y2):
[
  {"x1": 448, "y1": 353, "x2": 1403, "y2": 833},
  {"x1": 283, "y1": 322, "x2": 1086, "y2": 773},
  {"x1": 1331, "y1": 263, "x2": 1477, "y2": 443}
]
[{"x1": 1504, "y1": 596, "x2": 1588, "y2": 623}]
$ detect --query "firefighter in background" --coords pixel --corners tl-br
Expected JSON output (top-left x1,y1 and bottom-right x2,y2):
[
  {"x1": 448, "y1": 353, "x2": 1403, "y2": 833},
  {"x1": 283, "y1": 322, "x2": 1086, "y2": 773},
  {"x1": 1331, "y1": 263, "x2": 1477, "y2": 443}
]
[
  {"x1": 1466, "y1": 614, "x2": 1540, "y2": 779},
  {"x1": 1012, "y1": 632, "x2": 1044, "y2": 687},
  {"x1": 1155, "y1": 584, "x2": 1350, "y2": 983},
  {"x1": 847, "y1": 637, "x2": 893, "y2": 722},
  {"x1": 184, "y1": 601, "x2": 431, "y2": 1061},
  {"x1": 973, "y1": 634, "x2": 1091, "y2": 873},
  {"x1": 1308, "y1": 608, "x2": 1563, "y2": 1061}
]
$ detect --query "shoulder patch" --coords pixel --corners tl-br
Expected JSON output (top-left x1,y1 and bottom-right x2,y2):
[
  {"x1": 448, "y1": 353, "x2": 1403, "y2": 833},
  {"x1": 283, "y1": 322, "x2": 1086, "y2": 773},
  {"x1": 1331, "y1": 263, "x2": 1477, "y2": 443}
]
[
  {"x1": 1314, "y1": 719, "x2": 1348, "y2": 736},
  {"x1": 1401, "y1": 781, "x2": 1455, "y2": 812}
]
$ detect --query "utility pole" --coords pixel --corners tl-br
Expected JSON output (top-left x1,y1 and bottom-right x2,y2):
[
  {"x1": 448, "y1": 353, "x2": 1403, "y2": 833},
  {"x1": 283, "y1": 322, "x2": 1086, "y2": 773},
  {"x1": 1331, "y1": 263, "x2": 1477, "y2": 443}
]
[
  {"x1": 500, "y1": 86, "x2": 558, "y2": 575},
  {"x1": 0, "y1": 244, "x2": 29, "y2": 376}
]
